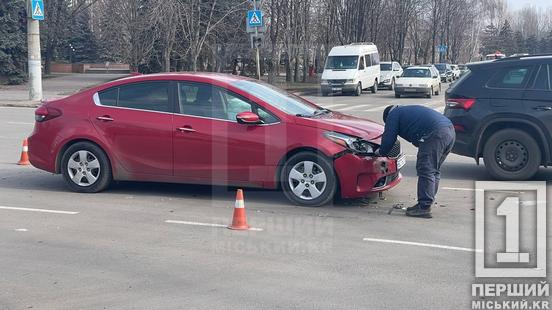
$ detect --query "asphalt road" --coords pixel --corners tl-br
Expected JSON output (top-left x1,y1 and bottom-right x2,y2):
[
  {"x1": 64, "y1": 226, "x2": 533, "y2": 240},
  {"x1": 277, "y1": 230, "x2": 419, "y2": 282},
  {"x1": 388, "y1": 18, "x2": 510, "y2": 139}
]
[{"x1": 0, "y1": 86, "x2": 550, "y2": 310}]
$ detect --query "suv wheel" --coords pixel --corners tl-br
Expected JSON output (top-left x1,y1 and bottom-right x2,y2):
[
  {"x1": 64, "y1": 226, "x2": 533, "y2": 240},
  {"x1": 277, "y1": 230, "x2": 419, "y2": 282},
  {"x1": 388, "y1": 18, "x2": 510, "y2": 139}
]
[
  {"x1": 483, "y1": 129, "x2": 541, "y2": 180},
  {"x1": 281, "y1": 152, "x2": 337, "y2": 207},
  {"x1": 61, "y1": 142, "x2": 112, "y2": 193}
]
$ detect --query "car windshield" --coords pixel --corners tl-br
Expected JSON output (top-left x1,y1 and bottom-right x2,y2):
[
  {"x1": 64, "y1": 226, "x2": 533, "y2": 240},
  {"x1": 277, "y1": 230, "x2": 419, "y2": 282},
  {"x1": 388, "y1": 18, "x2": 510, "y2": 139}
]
[
  {"x1": 434, "y1": 64, "x2": 446, "y2": 72},
  {"x1": 402, "y1": 68, "x2": 431, "y2": 78},
  {"x1": 325, "y1": 56, "x2": 358, "y2": 70},
  {"x1": 231, "y1": 79, "x2": 322, "y2": 117},
  {"x1": 380, "y1": 63, "x2": 392, "y2": 71}
]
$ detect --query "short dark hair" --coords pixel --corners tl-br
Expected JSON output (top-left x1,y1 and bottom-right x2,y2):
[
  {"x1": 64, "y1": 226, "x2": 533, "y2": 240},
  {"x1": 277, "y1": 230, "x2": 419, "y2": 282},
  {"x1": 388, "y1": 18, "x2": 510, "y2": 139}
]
[{"x1": 383, "y1": 105, "x2": 396, "y2": 123}]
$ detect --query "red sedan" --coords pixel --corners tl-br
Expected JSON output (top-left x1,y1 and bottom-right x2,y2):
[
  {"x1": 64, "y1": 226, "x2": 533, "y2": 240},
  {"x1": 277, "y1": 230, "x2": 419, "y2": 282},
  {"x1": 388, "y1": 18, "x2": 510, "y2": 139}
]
[{"x1": 28, "y1": 73, "x2": 404, "y2": 206}]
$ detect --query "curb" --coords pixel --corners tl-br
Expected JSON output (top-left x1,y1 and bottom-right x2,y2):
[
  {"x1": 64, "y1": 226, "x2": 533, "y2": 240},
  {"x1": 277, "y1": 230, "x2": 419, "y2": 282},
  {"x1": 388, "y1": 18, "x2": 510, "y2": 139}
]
[{"x1": 0, "y1": 101, "x2": 40, "y2": 108}]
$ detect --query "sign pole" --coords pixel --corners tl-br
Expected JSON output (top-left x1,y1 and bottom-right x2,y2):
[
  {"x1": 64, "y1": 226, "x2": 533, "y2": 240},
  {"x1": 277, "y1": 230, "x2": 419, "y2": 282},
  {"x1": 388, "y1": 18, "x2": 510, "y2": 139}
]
[
  {"x1": 253, "y1": 1, "x2": 261, "y2": 80},
  {"x1": 27, "y1": 0, "x2": 43, "y2": 101}
]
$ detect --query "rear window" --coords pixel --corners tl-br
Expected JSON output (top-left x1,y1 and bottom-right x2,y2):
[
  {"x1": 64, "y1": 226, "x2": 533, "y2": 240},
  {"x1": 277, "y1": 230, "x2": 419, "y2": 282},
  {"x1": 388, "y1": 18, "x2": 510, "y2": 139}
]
[
  {"x1": 530, "y1": 65, "x2": 550, "y2": 91},
  {"x1": 402, "y1": 68, "x2": 430, "y2": 78},
  {"x1": 487, "y1": 66, "x2": 533, "y2": 89}
]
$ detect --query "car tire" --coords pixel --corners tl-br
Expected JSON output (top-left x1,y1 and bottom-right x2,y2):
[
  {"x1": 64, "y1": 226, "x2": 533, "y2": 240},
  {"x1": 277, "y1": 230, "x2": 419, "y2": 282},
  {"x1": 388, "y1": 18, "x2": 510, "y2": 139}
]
[
  {"x1": 370, "y1": 80, "x2": 378, "y2": 93},
  {"x1": 354, "y1": 82, "x2": 362, "y2": 96},
  {"x1": 395, "y1": 93, "x2": 401, "y2": 98},
  {"x1": 321, "y1": 91, "x2": 329, "y2": 97},
  {"x1": 389, "y1": 78, "x2": 395, "y2": 91},
  {"x1": 61, "y1": 141, "x2": 112, "y2": 193},
  {"x1": 426, "y1": 87, "x2": 433, "y2": 98},
  {"x1": 483, "y1": 129, "x2": 541, "y2": 181},
  {"x1": 281, "y1": 152, "x2": 337, "y2": 207},
  {"x1": 435, "y1": 84, "x2": 440, "y2": 95}
]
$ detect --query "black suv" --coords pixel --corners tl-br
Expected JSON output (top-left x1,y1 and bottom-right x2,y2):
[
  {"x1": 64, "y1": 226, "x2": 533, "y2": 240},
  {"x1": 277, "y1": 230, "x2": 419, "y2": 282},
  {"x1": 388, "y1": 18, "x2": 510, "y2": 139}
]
[{"x1": 444, "y1": 55, "x2": 552, "y2": 180}]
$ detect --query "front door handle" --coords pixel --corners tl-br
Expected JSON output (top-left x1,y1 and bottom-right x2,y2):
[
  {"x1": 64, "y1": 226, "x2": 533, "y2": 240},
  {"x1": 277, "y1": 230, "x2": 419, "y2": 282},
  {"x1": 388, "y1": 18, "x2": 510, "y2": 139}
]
[
  {"x1": 96, "y1": 116, "x2": 114, "y2": 122},
  {"x1": 177, "y1": 126, "x2": 196, "y2": 133},
  {"x1": 533, "y1": 106, "x2": 552, "y2": 111}
]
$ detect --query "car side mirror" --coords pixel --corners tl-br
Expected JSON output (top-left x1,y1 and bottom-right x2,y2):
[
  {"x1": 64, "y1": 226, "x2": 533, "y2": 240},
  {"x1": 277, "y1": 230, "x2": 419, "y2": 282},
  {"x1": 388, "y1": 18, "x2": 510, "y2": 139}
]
[{"x1": 236, "y1": 111, "x2": 263, "y2": 125}]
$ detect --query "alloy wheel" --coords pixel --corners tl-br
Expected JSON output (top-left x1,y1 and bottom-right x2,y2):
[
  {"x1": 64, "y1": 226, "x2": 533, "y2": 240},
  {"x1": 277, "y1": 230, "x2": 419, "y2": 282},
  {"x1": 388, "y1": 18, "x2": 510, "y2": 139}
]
[
  {"x1": 288, "y1": 161, "x2": 327, "y2": 200},
  {"x1": 67, "y1": 150, "x2": 101, "y2": 186}
]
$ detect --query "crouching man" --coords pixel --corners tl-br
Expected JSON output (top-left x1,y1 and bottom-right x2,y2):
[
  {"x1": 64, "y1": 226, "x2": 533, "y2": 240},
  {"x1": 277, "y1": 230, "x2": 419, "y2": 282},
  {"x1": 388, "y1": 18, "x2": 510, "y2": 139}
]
[{"x1": 375, "y1": 105, "x2": 455, "y2": 218}]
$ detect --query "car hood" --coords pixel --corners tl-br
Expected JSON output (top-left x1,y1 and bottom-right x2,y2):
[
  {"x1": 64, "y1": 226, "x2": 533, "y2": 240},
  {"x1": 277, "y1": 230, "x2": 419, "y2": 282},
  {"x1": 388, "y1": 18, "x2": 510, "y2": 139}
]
[
  {"x1": 396, "y1": 77, "x2": 431, "y2": 85},
  {"x1": 321, "y1": 69, "x2": 357, "y2": 80},
  {"x1": 295, "y1": 112, "x2": 384, "y2": 142},
  {"x1": 380, "y1": 71, "x2": 393, "y2": 80}
]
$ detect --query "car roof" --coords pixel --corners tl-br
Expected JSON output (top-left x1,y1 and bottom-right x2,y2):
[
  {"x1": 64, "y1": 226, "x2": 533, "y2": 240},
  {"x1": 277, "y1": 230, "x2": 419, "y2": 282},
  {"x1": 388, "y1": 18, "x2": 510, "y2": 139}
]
[
  {"x1": 468, "y1": 54, "x2": 552, "y2": 70},
  {"x1": 404, "y1": 66, "x2": 430, "y2": 70}
]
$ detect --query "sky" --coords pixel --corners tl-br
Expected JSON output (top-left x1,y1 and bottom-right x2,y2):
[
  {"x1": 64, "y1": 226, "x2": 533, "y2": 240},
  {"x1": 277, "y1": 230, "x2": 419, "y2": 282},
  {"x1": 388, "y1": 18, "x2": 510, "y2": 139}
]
[{"x1": 506, "y1": 0, "x2": 551, "y2": 10}]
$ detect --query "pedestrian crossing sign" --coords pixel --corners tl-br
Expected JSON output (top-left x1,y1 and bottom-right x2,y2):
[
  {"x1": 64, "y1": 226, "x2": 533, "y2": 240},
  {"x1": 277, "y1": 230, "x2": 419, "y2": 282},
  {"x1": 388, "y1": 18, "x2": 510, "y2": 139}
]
[
  {"x1": 31, "y1": 0, "x2": 44, "y2": 20},
  {"x1": 247, "y1": 10, "x2": 263, "y2": 27}
]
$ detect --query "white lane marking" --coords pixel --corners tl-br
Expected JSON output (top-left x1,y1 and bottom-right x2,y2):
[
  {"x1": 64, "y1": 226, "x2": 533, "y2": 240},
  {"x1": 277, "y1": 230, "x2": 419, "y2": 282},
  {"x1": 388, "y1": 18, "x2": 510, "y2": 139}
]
[
  {"x1": 15, "y1": 228, "x2": 28, "y2": 232},
  {"x1": 165, "y1": 220, "x2": 263, "y2": 231},
  {"x1": 338, "y1": 104, "x2": 371, "y2": 111},
  {"x1": 362, "y1": 237, "x2": 481, "y2": 253},
  {"x1": 364, "y1": 105, "x2": 387, "y2": 112},
  {"x1": 441, "y1": 187, "x2": 524, "y2": 194},
  {"x1": 0, "y1": 206, "x2": 79, "y2": 215},
  {"x1": 7, "y1": 121, "x2": 34, "y2": 125},
  {"x1": 322, "y1": 103, "x2": 347, "y2": 109}
]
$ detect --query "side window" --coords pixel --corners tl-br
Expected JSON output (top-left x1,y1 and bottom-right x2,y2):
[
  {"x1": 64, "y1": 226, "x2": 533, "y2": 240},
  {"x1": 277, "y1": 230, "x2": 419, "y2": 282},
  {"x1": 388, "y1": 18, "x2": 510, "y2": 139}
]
[
  {"x1": 359, "y1": 56, "x2": 365, "y2": 70},
  {"x1": 178, "y1": 82, "x2": 226, "y2": 119},
  {"x1": 370, "y1": 53, "x2": 380, "y2": 66},
  {"x1": 98, "y1": 88, "x2": 118, "y2": 106},
  {"x1": 487, "y1": 66, "x2": 533, "y2": 89},
  {"x1": 221, "y1": 89, "x2": 279, "y2": 124},
  {"x1": 364, "y1": 55, "x2": 371, "y2": 67},
  {"x1": 118, "y1": 82, "x2": 170, "y2": 112},
  {"x1": 531, "y1": 65, "x2": 550, "y2": 91}
]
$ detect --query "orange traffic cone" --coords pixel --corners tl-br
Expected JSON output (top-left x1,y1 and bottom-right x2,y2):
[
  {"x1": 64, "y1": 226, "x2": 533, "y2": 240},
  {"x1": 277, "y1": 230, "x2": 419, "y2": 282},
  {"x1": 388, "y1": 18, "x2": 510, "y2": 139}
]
[
  {"x1": 17, "y1": 138, "x2": 30, "y2": 166},
  {"x1": 228, "y1": 189, "x2": 250, "y2": 230}
]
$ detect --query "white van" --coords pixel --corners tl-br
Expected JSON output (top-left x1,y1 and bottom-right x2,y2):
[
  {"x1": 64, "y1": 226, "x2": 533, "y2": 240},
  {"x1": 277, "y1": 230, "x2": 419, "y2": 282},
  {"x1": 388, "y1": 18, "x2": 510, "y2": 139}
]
[{"x1": 320, "y1": 43, "x2": 380, "y2": 96}]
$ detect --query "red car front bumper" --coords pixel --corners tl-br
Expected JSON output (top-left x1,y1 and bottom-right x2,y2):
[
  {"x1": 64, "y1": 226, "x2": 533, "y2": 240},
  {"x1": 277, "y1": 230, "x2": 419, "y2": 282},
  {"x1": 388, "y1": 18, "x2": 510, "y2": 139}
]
[{"x1": 334, "y1": 153, "x2": 402, "y2": 199}]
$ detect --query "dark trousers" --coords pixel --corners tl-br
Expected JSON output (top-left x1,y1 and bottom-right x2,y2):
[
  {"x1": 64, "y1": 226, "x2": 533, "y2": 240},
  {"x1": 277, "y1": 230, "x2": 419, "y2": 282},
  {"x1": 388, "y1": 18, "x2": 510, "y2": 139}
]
[{"x1": 416, "y1": 125, "x2": 456, "y2": 209}]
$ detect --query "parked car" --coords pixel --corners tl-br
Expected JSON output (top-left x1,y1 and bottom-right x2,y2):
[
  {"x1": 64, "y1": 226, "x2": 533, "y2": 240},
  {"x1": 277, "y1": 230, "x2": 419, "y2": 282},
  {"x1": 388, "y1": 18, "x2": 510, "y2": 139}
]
[
  {"x1": 450, "y1": 65, "x2": 461, "y2": 80},
  {"x1": 444, "y1": 54, "x2": 552, "y2": 180},
  {"x1": 29, "y1": 73, "x2": 404, "y2": 207},
  {"x1": 395, "y1": 66, "x2": 441, "y2": 98},
  {"x1": 320, "y1": 43, "x2": 380, "y2": 96},
  {"x1": 379, "y1": 61, "x2": 403, "y2": 90},
  {"x1": 458, "y1": 64, "x2": 469, "y2": 77},
  {"x1": 435, "y1": 63, "x2": 453, "y2": 82}
]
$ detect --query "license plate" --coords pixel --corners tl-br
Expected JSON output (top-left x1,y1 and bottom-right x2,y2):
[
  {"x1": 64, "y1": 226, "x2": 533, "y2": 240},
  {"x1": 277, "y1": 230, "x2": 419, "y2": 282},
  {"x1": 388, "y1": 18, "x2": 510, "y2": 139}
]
[
  {"x1": 332, "y1": 87, "x2": 341, "y2": 91},
  {"x1": 396, "y1": 154, "x2": 406, "y2": 170},
  {"x1": 405, "y1": 88, "x2": 416, "y2": 92}
]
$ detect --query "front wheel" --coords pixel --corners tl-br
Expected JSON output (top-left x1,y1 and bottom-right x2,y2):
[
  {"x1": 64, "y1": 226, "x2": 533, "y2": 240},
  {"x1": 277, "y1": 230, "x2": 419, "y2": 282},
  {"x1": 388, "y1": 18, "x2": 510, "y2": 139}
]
[
  {"x1": 370, "y1": 80, "x2": 378, "y2": 93},
  {"x1": 281, "y1": 152, "x2": 337, "y2": 207},
  {"x1": 483, "y1": 129, "x2": 541, "y2": 180},
  {"x1": 353, "y1": 82, "x2": 362, "y2": 96},
  {"x1": 61, "y1": 142, "x2": 112, "y2": 193}
]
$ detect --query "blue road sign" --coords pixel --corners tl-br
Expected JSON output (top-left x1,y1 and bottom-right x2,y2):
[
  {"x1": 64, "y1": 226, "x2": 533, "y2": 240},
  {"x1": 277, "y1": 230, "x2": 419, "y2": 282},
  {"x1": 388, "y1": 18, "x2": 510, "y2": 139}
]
[
  {"x1": 31, "y1": 0, "x2": 44, "y2": 20},
  {"x1": 247, "y1": 10, "x2": 263, "y2": 27},
  {"x1": 437, "y1": 44, "x2": 448, "y2": 53}
]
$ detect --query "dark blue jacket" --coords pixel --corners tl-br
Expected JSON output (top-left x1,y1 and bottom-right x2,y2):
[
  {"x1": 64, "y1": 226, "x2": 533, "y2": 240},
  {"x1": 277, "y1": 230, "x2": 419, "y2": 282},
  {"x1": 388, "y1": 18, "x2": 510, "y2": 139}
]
[{"x1": 379, "y1": 105, "x2": 452, "y2": 155}]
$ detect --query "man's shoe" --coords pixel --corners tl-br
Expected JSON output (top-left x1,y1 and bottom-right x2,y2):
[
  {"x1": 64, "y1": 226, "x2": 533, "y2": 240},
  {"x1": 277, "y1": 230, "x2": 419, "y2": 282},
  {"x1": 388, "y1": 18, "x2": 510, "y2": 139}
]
[
  {"x1": 406, "y1": 204, "x2": 419, "y2": 212},
  {"x1": 405, "y1": 205, "x2": 432, "y2": 218}
]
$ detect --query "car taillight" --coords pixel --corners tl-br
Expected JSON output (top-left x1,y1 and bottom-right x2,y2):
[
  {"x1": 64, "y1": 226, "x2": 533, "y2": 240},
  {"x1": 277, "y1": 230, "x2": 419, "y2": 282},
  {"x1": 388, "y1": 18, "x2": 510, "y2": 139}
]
[
  {"x1": 35, "y1": 106, "x2": 62, "y2": 122},
  {"x1": 446, "y1": 98, "x2": 476, "y2": 111}
]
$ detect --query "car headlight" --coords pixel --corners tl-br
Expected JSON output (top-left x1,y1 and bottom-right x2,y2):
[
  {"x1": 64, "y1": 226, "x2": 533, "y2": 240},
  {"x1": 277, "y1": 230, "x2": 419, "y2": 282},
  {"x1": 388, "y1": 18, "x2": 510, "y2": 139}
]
[
  {"x1": 345, "y1": 79, "x2": 355, "y2": 83},
  {"x1": 383, "y1": 79, "x2": 390, "y2": 83},
  {"x1": 321, "y1": 79, "x2": 329, "y2": 85},
  {"x1": 324, "y1": 131, "x2": 376, "y2": 155}
]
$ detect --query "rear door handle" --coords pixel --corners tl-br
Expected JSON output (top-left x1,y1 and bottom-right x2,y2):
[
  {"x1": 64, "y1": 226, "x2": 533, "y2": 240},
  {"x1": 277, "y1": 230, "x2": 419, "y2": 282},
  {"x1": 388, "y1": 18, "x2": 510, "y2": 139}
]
[
  {"x1": 96, "y1": 116, "x2": 114, "y2": 122},
  {"x1": 533, "y1": 106, "x2": 552, "y2": 111},
  {"x1": 177, "y1": 126, "x2": 196, "y2": 133}
]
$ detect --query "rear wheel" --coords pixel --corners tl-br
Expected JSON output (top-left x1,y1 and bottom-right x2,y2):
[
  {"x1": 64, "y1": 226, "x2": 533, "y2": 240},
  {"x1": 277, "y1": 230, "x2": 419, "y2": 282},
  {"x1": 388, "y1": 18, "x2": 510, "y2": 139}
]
[
  {"x1": 281, "y1": 152, "x2": 337, "y2": 207},
  {"x1": 61, "y1": 142, "x2": 112, "y2": 193},
  {"x1": 483, "y1": 129, "x2": 541, "y2": 180}
]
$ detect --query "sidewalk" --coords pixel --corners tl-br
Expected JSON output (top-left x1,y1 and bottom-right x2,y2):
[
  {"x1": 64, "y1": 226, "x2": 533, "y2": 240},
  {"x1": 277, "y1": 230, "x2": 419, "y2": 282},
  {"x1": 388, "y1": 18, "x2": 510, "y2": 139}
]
[{"x1": 0, "y1": 73, "x2": 128, "y2": 107}]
